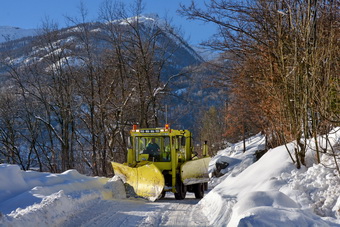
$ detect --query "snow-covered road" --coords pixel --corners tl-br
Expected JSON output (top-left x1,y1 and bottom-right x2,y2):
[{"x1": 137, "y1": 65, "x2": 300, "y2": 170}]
[
  {"x1": 155, "y1": 194, "x2": 209, "y2": 226},
  {"x1": 61, "y1": 193, "x2": 209, "y2": 227},
  {"x1": 55, "y1": 192, "x2": 209, "y2": 226}
]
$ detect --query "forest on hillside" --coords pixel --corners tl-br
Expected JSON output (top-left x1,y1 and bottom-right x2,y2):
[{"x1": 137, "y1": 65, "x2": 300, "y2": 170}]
[
  {"x1": 0, "y1": 0, "x2": 339, "y2": 176},
  {"x1": 181, "y1": 0, "x2": 339, "y2": 171}
]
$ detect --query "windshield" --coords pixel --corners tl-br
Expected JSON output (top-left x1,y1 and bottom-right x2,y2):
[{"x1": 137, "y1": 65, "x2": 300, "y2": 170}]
[{"x1": 134, "y1": 136, "x2": 170, "y2": 162}]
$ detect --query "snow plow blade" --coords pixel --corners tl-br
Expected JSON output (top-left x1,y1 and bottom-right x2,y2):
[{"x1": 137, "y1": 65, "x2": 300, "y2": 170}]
[
  {"x1": 181, "y1": 157, "x2": 211, "y2": 185},
  {"x1": 111, "y1": 162, "x2": 164, "y2": 201}
]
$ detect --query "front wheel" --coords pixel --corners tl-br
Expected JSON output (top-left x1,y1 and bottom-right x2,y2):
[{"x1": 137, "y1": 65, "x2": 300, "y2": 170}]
[
  {"x1": 158, "y1": 190, "x2": 166, "y2": 199},
  {"x1": 175, "y1": 179, "x2": 187, "y2": 200},
  {"x1": 194, "y1": 183, "x2": 204, "y2": 199}
]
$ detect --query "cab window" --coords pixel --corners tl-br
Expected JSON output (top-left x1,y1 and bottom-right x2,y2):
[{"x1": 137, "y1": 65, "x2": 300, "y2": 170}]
[{"x1": 134, "y1": 136, "x2": 171, "y2": 162}]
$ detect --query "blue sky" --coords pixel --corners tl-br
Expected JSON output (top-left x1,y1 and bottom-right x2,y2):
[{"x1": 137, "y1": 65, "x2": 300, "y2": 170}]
[{"x1": 0, "y1": 0, "x2": 217, "y2": 45}]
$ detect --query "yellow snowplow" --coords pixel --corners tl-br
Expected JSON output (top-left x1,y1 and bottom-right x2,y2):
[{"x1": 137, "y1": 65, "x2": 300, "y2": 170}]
[{"x1": 111, "y1": 124, "x2": 210, "y2": 201}]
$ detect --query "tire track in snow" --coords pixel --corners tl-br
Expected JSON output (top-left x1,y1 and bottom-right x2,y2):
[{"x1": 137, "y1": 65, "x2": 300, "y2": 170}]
[
  {"x1": 147, "y1": 193, "x2": 210, "y2": 227},
  {"x1": 61, "y1": 193, "x2": 210, "y2": 227},
  {"x1": 61, "y1": 199, "x2": 163, "y2": 227},
  {"x1": 158, "y1": 198, "x2": 210, "y2": 226}
]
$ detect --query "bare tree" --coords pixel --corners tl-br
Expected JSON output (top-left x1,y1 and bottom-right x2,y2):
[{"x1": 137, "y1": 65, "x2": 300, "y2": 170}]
[
  {"x1": 24, "y1": 19, "x2": 79, "y2": 172},
  {"x1": 98, "y1": 0, "x2": 190, "y2": 163},
  {"x1": 180, "y1": 0, "x2": 339, "y2": 168}
]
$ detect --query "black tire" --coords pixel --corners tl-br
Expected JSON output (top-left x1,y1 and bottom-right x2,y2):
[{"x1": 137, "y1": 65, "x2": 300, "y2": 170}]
[
  {"x1": 175, "y1": 179, "x2": 187, "y2": 200},
  {"x1": 194, "y1": 183, "x2": 204, "y2": 199},
  {"x1": 159, "y1": 190, "x2": 166, "y2": 199},
  {"x1": 203, "y1": 182, "x2": 208, "y2": 191}
]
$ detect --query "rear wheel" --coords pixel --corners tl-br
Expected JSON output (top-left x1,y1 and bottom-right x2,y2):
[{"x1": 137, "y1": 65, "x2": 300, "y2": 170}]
[
  {"x1": 175, "y1": 179, "x2": 187, "y2": 200},
  {"x1": 194, "y1": 183, "x2": 204, "y2": 199}
]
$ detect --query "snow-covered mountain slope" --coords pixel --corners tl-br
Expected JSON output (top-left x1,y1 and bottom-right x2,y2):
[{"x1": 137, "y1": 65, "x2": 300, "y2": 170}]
[
  {"x1": 1, "y1": 16, "x2": 203, "y2": 72},
  {"x1": 0, "y1": 16, "x2": 223, "y2": 131},
  {"x1": 0, "y1": 26, "x2": 38, "y2": 43},
  {"x1": 0, "y1": 129, "x2": 339, "y2": 226}
]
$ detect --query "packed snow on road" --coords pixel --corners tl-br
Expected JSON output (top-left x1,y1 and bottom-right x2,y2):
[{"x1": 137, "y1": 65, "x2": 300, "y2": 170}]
[{"x1": 0, "y1": 128, "x2": 339, "y2": 226}]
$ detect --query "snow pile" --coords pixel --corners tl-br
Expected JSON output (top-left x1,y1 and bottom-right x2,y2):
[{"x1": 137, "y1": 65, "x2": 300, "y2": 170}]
[
  {"x1": 280, "y1": 151, "x2": 340, "y2": 219},
  {"x1": 0, "y1": 166, "x2": 126, "y2": 227},
  {"x1": 200, "y1": 129, "x2": 340, "y2": 226},
  {"x1": 208, "y1": 133, "x2": 266, "y2": 187}
]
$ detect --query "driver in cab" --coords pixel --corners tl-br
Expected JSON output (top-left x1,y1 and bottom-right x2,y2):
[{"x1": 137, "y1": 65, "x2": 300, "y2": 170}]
[{"x1": 144, "y1": 138, "x2": 160, "y2": 160}]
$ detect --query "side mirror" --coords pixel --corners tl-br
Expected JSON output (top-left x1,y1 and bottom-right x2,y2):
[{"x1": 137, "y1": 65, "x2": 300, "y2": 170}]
[{"x1": 127, "y1": 136, "x2": 132, "y2": 149}]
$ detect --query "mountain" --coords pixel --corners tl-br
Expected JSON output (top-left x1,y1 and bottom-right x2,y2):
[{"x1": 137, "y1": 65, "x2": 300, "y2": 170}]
[
  {"x1": 0, "y1": 18, "x2": 203, "y2": 76},
  {"x1": 0, "y1": 26, "x2": 38, "y2": 43},
  {"x1": 0, "y1": 17, "x2": 225, "y2": 130}
]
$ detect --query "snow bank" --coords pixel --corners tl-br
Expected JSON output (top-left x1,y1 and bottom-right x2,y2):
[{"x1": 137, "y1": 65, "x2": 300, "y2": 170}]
[
  {"x1": 280, "y1": 155, "x2": 340, "y2": 219},
  {"x1": 1, "y1": 190, "x2": 86, "y2": 227},
  {"x1": 0, "y1": 166, "x2": 126, "y2": 227},
  {"x1": 201, "y1": 130, "x2": 340, "y2": 226}
]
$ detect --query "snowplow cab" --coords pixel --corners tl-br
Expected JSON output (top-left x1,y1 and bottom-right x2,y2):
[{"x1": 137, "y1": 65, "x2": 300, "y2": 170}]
[
  {"x1": 111, "y1": 124, "x2": 210, "y2": 201},
  {"x1": 128, "y1": 124, "x2": 192, "y2": 170}
]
